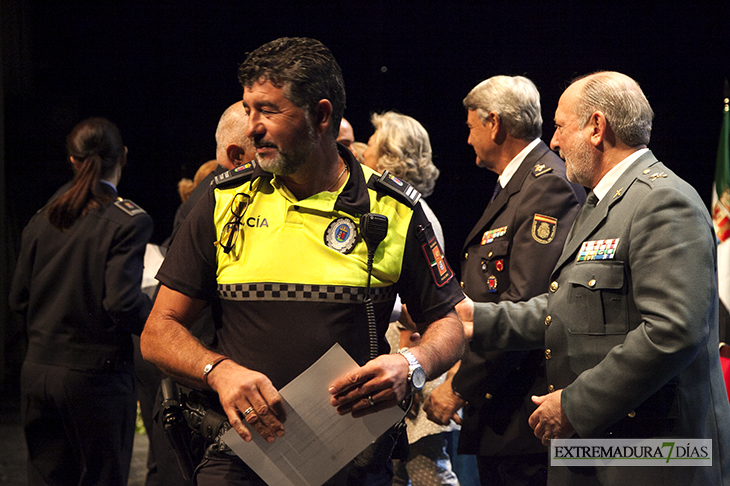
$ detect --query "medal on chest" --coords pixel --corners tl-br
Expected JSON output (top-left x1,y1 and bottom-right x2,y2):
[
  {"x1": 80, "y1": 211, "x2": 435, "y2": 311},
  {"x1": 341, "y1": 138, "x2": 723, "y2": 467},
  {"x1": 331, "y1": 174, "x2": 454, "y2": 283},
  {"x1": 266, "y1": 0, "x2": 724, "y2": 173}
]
[
  {"x1": 481, "y1": 226, "x2": 508, "y2": 245},
  {"x1": 576, "y1": 238, "x2": 620, "y2": 262},
  {"x1": 488, "y1": 275, "x2": 498, "y2": 293}
]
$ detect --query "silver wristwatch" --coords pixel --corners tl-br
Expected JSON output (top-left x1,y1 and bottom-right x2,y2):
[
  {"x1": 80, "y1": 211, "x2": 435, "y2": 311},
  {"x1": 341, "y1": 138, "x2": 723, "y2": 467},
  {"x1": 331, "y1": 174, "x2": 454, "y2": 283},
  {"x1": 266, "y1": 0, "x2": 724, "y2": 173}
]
[{"x1": 398, "y1": 347, "x2": 427, "y2": 392}]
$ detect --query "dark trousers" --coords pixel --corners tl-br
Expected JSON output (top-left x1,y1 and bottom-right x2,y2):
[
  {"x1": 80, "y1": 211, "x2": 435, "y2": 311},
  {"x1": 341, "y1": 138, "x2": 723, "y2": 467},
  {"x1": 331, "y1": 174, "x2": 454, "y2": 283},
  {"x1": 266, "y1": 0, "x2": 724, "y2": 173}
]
[
  {"x1": 477, "y1": 453, "x2": 548, "y2": 486},
  {"x1": 21, "y1": 360, "x2": 136, "y2": 486}
]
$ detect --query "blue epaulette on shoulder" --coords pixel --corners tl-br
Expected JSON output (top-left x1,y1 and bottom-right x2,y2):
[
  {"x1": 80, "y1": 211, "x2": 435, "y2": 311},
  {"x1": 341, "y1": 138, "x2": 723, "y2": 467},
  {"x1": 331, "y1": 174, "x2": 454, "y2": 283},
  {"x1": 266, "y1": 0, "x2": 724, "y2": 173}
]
[
  {"x1": 366, "y1": 170, "x2": 421, "y2": 209},
  {"x1": 212, "y1": 161, "x2": 257, "y2": 189}
]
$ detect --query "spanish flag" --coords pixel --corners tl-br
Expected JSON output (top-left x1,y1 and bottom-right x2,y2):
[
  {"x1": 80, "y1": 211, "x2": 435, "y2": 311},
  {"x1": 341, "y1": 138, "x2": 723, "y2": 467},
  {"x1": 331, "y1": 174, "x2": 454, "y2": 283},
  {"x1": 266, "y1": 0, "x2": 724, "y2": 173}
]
[
  {"x1": 713, "y1": 91, "x2": 730, "y2": 244},
  {"x1": 713, "y1": 82, "x2": 730, "y2": 355}
]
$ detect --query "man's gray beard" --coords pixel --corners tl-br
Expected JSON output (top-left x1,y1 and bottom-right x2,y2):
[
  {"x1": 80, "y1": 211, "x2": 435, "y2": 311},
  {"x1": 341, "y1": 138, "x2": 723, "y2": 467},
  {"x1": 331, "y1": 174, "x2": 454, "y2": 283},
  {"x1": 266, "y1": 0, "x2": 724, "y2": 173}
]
[
  {"x1": 255, "y1": 121, "x2": 317, "y2": 177},
  {"x1": 255, "y1": 151, "x2": 307, "y2": 176},
  {"x1": 563, "y1": 138, "x2": 596, "y2": 187}
]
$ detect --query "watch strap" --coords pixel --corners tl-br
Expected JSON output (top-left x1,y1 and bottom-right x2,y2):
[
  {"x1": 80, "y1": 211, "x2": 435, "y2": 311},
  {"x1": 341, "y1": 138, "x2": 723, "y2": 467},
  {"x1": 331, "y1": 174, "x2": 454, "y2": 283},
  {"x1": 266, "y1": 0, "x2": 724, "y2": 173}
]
[{"x1": 398, "y1": 347, "x2": 421, "y2": 368}]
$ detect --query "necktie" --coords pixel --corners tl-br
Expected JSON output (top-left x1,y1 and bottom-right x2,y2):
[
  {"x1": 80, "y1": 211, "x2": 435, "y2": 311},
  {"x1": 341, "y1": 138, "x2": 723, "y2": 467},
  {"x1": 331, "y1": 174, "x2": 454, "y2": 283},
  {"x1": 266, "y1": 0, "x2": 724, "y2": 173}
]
[
  {"x1": 490, "y1": 182, "x2": 502, "y2": 203},
  {"x1": 569, "y1": 191, "x2": 598, "y2": 241}
]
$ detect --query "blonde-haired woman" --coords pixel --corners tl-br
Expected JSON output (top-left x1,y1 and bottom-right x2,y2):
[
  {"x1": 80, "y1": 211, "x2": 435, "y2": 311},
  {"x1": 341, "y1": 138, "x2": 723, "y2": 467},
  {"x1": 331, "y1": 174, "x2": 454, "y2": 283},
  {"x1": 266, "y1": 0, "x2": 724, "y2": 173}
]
[{"x1": 364, "y1": 111, "x2": 444, "y2": 245}]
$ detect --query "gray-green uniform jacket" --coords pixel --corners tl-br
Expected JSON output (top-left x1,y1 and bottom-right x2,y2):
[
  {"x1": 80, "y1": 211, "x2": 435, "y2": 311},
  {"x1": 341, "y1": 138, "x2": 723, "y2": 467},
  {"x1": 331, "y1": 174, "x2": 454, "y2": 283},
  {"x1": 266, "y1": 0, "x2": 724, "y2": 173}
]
[{"x1": 470, "y1": 150, "x2": 730, "y2": 485}]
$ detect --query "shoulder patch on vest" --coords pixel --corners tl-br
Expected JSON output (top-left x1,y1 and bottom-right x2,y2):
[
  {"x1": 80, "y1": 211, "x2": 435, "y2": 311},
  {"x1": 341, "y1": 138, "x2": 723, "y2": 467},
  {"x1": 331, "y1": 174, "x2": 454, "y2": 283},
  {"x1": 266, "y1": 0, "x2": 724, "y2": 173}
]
[
  {"x1": 114, "y1": 198, "x2": 146, "y2": 217},
  {"x1": 212, "y1": 161, "x2": 257, "y2": 189},
  {"x1": 367, "y1": 170, "x2": 421, "y2": 208},
  {"x1": 532, "y1": 163, "x2": 553, "y2": 177},
  {"x1": 416, "y1": 222, "x2": 453, "y2": 287}
]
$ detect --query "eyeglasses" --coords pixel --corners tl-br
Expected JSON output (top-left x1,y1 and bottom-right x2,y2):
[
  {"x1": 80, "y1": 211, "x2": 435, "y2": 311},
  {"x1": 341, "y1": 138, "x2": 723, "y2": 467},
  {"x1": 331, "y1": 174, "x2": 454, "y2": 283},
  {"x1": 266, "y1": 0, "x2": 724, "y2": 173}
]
[{"x1": 218, "y1": 193, "x2": 250, "y2": 254}]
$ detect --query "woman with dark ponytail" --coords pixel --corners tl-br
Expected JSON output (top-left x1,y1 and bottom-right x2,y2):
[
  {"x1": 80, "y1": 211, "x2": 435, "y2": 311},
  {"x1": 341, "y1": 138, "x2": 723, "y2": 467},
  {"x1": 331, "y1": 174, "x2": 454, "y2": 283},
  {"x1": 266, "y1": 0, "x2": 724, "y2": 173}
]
[{"x1": 10, "y1": 117, "x2": 153, "y2": 485}]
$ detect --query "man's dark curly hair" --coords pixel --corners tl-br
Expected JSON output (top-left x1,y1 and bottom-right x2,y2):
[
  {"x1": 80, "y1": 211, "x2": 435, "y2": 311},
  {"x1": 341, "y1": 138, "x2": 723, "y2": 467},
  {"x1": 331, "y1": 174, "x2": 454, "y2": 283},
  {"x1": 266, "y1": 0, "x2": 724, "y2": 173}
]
[{"x1": 238, "y1": 37, "x2": 346, "y2": 138}]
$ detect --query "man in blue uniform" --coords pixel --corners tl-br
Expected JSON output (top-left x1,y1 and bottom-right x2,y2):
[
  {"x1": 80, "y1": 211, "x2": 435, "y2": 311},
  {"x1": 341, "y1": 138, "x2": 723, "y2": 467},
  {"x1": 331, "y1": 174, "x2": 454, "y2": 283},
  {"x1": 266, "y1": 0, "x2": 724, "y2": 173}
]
[{"x1": 424, "y1": 75, "x2": 585, "y2": 485}]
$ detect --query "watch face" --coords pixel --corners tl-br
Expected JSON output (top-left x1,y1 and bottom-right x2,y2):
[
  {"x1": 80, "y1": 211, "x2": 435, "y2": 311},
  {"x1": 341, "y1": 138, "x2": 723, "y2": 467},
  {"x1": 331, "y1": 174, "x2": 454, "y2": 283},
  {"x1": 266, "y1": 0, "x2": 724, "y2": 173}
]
[{"x1": 411, "y1": 367, "x2": 427, "y2": 390}]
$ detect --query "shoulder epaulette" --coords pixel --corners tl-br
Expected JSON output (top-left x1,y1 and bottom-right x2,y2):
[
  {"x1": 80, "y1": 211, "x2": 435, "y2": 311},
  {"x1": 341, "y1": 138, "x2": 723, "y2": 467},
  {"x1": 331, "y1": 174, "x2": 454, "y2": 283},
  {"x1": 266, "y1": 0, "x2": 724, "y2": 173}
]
[
  {"x1": 640, "y1": 166, "x2": 670, "y2": 183},
  {"x1": 532, "y1": 163, "x2": 553, "y2": 177},
  {"x1": 367, "y1": 170, "x2": 421, "y2": 208},
  {"x1": 114, "y1": 198, "x2": 147, "y2": 217},
  {"x1": 212, "y1": 161, "x2": 257, "y2": 189}
]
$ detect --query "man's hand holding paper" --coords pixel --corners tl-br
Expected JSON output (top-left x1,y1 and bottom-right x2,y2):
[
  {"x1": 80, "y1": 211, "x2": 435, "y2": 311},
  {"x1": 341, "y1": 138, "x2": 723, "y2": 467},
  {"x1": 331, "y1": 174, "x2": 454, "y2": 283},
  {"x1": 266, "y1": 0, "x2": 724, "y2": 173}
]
[{"x1": 328, "y1": 353, "x2": 411, "y2": 417}]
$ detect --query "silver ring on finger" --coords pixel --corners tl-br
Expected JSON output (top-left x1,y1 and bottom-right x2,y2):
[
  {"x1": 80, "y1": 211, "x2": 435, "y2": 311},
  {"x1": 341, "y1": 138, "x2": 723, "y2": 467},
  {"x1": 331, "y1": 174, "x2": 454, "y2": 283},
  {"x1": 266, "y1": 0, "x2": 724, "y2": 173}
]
[
  {"x1": 243, "y1": 406, "x2": 255, "y2": 417},
  {"x1": 367, "y1": 395, "x2": 376, "y2": 407}
]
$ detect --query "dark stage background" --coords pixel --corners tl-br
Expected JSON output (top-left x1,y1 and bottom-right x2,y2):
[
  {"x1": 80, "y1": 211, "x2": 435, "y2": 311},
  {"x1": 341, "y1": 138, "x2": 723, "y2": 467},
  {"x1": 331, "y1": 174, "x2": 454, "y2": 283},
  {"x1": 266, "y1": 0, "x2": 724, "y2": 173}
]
[{"x1": 1, "y1": 1, "x2": 729, "y2": 396}]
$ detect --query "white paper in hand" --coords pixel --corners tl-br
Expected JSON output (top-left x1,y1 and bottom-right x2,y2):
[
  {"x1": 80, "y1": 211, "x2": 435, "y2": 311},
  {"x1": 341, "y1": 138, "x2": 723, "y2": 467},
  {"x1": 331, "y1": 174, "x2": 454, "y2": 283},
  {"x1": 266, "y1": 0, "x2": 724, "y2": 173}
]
[{"x1": 222, "y1": 343, "x2": 406, "y2": 486}]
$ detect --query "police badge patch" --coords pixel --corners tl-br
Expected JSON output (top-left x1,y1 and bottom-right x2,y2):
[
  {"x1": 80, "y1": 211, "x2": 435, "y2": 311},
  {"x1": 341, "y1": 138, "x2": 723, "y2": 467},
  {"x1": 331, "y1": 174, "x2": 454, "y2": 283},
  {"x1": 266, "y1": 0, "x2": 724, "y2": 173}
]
[
  {"x1": 531, "y1": 214, "x2": 557, "y2": 244},
  {"x1": 324, "y1": 217, "x2": 358, "y2": 254}
]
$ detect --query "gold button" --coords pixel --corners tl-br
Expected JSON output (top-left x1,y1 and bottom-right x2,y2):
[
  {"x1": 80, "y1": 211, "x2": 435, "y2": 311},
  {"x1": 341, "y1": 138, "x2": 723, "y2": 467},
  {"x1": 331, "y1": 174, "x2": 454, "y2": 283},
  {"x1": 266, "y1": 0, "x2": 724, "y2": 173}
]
[
  {"x1": 460, "y1": 281, "x2": 465, "y2": 289},
  {"x1": 550, "y1": 281, "x2": 559, "y2": 292},
  {"x1": 545, "y1": 349, "x2": 552, "y2": 359},
  {"x1": 628, "y1": 411, "x2": 636, "y2": 418},
  {"x1": 487, "y1": 251, "x2": 493, "y2": 258},
  {"x1": 464, "y1": 252, "x2": 469, "y2": 260},
  {"x1": 485, "y1": 393, "x2": 493, "y2": 400},
  {"x1": 588, "y1": 279, "x2": 596, "y2": 287},
  {"x1": 544, "y1": 315, "x2": 552, "y2": 326},
  {"x1": 548, "y1": 384, "x2": 555, "y2": 393},
  {"x1": 643, "y1": 168, "x2": 651, "y2": 174}
]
